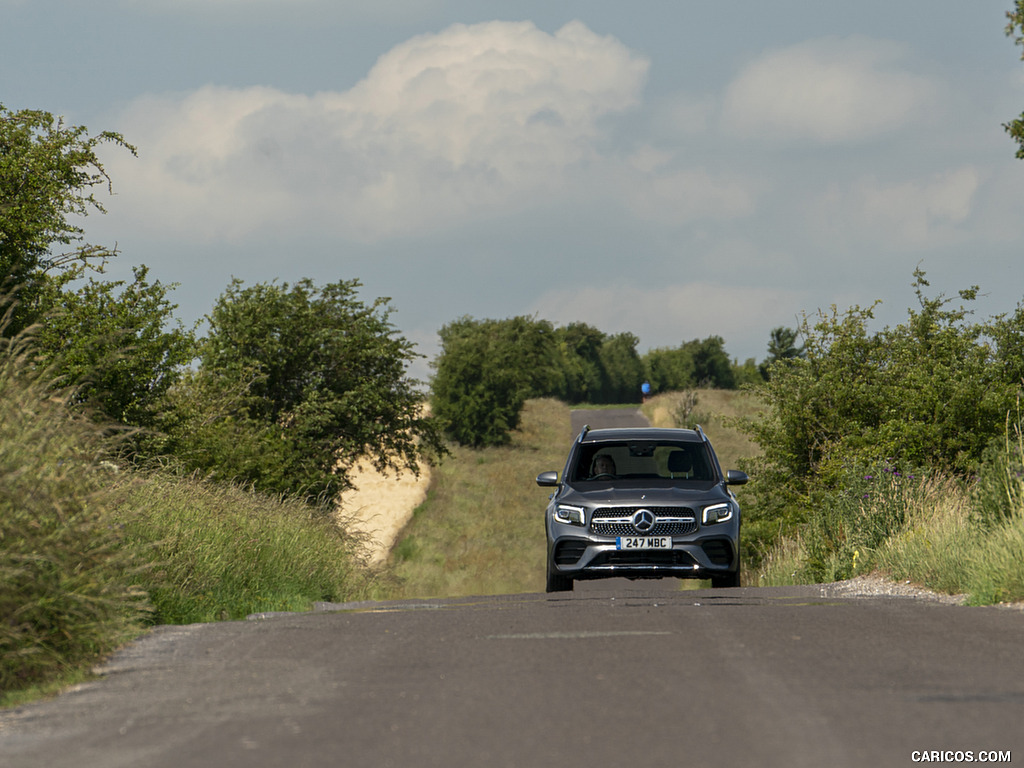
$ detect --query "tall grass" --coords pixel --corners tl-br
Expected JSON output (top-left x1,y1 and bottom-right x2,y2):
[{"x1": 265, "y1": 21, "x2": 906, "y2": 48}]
[
  {"x1": 386, "y1": 398, "x2": 570, "y2": 598},
  {"x1": 117, "y1": 474, "x2": 378, "y2": 624},
  {"x1": 0, "y1": 330, "x2": 147, "y2": 695},
  {"x1": 757, "y1": 418, "x2": 1024, "y2": 605},
  {"x1": 1, "y1": 324, "x2": 378, "y2": 701}
]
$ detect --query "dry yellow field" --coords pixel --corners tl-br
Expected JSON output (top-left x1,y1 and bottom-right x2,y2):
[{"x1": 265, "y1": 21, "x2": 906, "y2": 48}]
[{"x1": 335, "y1": 460, "x2": 431, "y2": 566}]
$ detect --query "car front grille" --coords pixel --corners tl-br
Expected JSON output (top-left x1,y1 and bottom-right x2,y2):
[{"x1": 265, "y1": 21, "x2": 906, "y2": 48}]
[{"x1": 590, "y1": 507, "x2": 697, "y2": 536}]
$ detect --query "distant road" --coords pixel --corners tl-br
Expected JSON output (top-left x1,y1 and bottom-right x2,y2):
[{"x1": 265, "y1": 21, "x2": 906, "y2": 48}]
[{"x1": 570, "y1": 406, "x2": 649, "y2": 437}]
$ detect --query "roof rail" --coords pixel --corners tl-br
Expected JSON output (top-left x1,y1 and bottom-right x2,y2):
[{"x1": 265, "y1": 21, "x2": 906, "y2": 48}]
[
  {"x1": 577, "y1": 424, "x2": 590, "y2": 442},
  {"x1": 696, "y1": 424, "x2": 708, "y2": 442}
]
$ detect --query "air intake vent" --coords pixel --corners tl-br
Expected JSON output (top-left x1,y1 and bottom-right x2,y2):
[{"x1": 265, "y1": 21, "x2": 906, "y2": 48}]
[
  {"x1": 554, "y1": 540, "x2": 588, "y2": 565},
  {"x1": 701, "y1": 539, "x2": 733, "y2": 566}
]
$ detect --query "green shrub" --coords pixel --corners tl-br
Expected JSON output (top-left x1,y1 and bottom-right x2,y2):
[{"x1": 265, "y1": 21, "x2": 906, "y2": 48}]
[
  {"x1": 741, "y1": 271, "x2": 1024, "y2": 563},
  {"x1": 431, "y1": 316, "x2": 560, "y2": 447},
  {"x1": 169, "y1": 277, "x2": 442, "y2": 503}
]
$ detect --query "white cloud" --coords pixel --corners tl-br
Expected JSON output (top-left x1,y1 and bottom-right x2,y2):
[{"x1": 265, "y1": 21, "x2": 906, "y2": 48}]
[
  {"x1": 722, "y1": 36, "x2": 940, "y2": 144},
  {"x1": 103, "y1": 20, "x2": 650, "y2": 242}
]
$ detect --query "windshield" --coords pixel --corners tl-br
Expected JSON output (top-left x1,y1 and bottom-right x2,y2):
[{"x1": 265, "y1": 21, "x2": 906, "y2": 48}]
[{"x1": 569, "y1": 440, "x2": 717, "y2": 484}]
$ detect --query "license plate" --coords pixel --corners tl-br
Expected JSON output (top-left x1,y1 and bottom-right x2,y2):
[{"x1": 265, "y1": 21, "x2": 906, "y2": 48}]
[{"x1": 616, "y1": 536, "x2": 672, "y2": 550}]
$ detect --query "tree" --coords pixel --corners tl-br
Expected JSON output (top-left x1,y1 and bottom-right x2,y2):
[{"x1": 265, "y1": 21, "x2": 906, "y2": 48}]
[
  {"x1": 34, "y1": 263, "x2": 194, "y2": 430},
  {"x1": 431, "y1": 316, "x2": 559, "y2": 446},
  {"x1": 641, "y1": 336, "x2": 737, "y2": 393},
  {"x1": 760, "y1": 326, "x2": 805, "y2": 379},
  {"x1": 0, "y1": 104, "x2": 135, "y2": 332},
  {"x1": 732, "y1": 357, "x2": 763, "y2": 387},
  {"x1": 686, "y1": 335, "x2": 735, "y2": 389},
  {"x1": 176, "y1": 278, "x2": 442, "y2": 501},
  {"x1": 552, "y1": 322, "x2": 606, "y2": 404},
  {"x1": 595, "y1": 332, "x2": 644, "y2": 403},
  {"x1": 1006, "y1": 1, "x2": 1024, "y2": 158},
  {"x1": 643, "y1": 344, "x2": 696, "y2": 393}
]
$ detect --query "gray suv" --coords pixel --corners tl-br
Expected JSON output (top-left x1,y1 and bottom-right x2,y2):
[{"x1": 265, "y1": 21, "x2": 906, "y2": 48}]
[{"x1": 537, "y1": 425, "x2": 747, "y2": 592}]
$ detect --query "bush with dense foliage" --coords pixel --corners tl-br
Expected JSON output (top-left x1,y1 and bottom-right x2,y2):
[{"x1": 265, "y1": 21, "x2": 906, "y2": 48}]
[
  {"x1": 160, "y1": 278, "x2": 444, "y2": 502},
  {"x1": 743, "y1": 270, "x2": 1024, "y2": 571},
  {"x1": 35, "y1": 263, "x2": 195, "y2": 430},
  {"x1": 431, "y1": 316, "x2": 560, "y2": 447}
]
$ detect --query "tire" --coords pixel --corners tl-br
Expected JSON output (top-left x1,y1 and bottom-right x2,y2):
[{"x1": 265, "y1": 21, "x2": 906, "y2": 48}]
[
  {"x1": 546, "y1": 561, "x2": 574, "y2": 592},
  {"x1": 711, "y1": 569, "x2": 741, "y2": 588}
]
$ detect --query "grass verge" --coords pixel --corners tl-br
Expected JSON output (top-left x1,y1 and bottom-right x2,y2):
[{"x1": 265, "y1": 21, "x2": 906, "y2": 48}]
[
  {"x1": 117, "y1": 473, "x2": 378, "y2": 624},
  {"x1": 1, "y1": 332, "x2": 146, "y2": 700},
  {"x1": 384, "y1": 398, "x2": 570, "y2": 598},
  {"x1": 756, "y1": 423, "x2": 1024, "y2": 606},
  {"x1": 1, "y1": 329, "x2": 378, "y2": 703}
]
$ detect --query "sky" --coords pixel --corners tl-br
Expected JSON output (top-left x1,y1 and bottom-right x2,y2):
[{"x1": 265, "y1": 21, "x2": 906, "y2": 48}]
[{"x1": 3, "y1": 0, "x2": 1024, "y2": 381}]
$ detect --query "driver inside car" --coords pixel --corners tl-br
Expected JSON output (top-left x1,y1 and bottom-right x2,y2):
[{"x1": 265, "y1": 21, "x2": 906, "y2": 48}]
[{"x1": 590, "y1": 454, "x2": 617, "y2": 478}]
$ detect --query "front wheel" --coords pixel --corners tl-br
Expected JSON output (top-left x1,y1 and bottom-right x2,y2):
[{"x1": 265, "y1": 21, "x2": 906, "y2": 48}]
[
  {"x1": 546, "y1": 561, "x2": 574, "y2": 592},
  {"x1": 711, "y1": 569, "x2": 741, "y2": 588}
]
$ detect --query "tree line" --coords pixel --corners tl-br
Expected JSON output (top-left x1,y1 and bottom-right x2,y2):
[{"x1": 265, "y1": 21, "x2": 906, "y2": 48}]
[{"x1": 429, "y1": 315, "x2": 802, "y2": 447}]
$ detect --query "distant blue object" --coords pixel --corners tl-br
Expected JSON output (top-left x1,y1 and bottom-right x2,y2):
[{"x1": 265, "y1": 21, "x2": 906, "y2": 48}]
[{"x1": 641, "y1": 381, "x2": 651, "y2": 395}]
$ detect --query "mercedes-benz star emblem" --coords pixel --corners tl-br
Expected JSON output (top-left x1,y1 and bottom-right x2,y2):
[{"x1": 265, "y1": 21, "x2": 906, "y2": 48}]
[{"x1": 632, "y1": 509, "x2": 656, "y2": 533}]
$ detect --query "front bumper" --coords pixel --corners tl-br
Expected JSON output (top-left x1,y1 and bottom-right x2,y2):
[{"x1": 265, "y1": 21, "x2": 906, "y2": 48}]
[{"x1": 548, "y1": 534, "x2": 737, "y2": 581}]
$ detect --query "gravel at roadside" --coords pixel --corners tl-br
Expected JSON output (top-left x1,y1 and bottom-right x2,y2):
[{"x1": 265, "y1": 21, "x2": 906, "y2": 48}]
[
  {"x1": 822, "y1": 574, "x2": 968, "y2": 605},
  {"x1": 822, "y1": 573, "x2": 1024, "y2": 611}
]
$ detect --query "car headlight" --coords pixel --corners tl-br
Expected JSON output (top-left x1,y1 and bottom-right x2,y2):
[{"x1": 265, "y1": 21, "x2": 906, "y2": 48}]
[
  {"x1": 554, "y1": 505, "x2": 586, "y2": 526},
  {"x1": 702, "y1": 502, "x2": 733, "y2": 525}
]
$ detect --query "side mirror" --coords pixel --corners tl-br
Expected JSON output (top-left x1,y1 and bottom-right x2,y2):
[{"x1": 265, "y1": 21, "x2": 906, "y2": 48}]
[
  {"x1": 726, "y1": 470, "x2": 749, "y2": 486},
  {"x1": 536, "y1": 471, "x2": 559, "y2": 487}
]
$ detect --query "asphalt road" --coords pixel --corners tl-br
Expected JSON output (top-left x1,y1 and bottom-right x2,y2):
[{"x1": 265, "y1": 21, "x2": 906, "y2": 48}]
[
  {"x1": 571, "y1": 406, "x2": 649, "y2": 435},
  {"x1": 2, "y1": 409, "x2": 1020, "y2": 766},
  {"x1": 1, "y1": 582, "x2": 1021, "y2": 768}
]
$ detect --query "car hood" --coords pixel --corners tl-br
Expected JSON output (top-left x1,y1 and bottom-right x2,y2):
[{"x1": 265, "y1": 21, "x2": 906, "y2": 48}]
[{"x1": 560, "y1": 484, "x2": 727, "y2": 507}]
